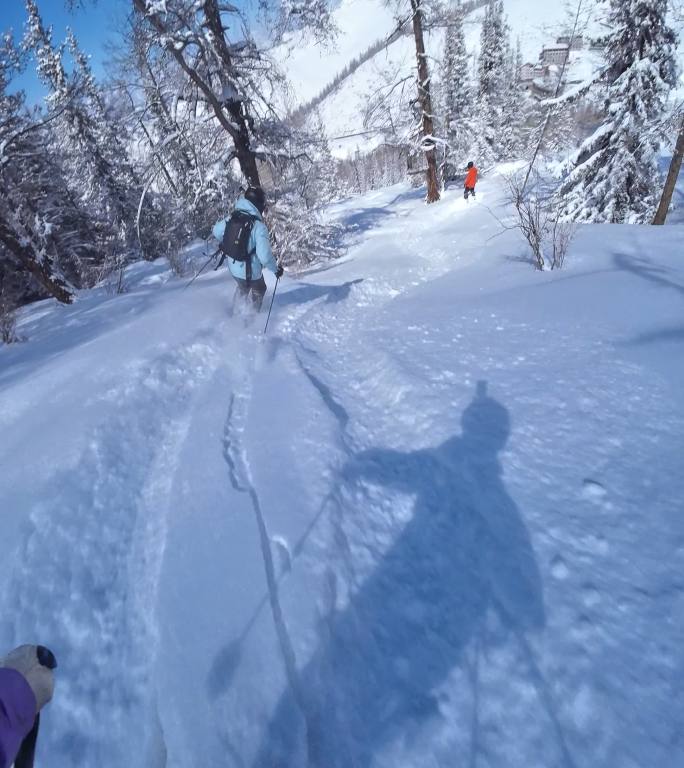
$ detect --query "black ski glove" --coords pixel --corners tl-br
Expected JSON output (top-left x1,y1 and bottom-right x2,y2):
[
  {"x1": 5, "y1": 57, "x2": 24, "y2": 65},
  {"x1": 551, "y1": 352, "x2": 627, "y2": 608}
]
[{"x1": 275, "y1": 265, "x2": 284, "y2": 279}]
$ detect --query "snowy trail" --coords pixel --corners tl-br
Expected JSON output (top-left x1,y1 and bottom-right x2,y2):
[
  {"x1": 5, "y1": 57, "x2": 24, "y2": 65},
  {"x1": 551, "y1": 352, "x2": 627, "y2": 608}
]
[
  {"x1": 1, "y1": 329, "x2": 224, "y2": 765},
  {"x1": 240, "y1": 182, "x2": 684, "y2": 766},
  {"x1": 244, "y1": 187, "x2": 561, "y2": 767},
  {"x1": 2, "y1": 176, "x2": 684, "y2": 768},
  {"x1": 221, "y1": 351, "x2": 312, "y2": 752}
]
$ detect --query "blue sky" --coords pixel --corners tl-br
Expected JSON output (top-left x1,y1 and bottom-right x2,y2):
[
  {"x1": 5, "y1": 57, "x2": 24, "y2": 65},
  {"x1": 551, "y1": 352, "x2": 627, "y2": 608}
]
[{"x1": 2, "y1": 0, "x2": 128, "y2": 102}]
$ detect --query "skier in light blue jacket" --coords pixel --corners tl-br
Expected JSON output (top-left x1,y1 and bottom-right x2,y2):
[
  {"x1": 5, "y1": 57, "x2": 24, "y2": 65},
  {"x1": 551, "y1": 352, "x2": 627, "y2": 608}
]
[{"x1": 212, "y1": 187, "x2": 283, "y2": 311}]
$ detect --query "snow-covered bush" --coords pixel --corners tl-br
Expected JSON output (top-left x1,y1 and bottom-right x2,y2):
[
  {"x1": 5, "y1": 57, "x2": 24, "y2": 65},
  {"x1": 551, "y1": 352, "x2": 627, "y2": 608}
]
[
  {"x1": 95, "y1": 254, "x2": 129, "y2": 295},
  {"x1": 508, "y1": 171, "x2": 576, "y2": 271},
  {"x1": 548, "y1": 215, "x2": 576, "y2": 270},
  {"x1": 267, "y1": 201, "x2": 343, "y2": 269}
]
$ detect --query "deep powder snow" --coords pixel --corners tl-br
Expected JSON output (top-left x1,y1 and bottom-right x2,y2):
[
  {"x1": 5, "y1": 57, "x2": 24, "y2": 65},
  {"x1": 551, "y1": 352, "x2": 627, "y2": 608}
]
[{"x1": 1, "y1": 173, "x2": 683, "y2": 767}]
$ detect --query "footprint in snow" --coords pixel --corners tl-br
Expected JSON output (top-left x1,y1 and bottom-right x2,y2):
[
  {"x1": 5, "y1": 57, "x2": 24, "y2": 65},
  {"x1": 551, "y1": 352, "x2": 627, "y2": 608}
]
[
  {"x1": 582, "y1": 479, "x2": 608, "y2": 504},
  {"x1": 550, "y1": 554, "x2": 570, "y2": 580},
  {"x1": 582, "y1": 584, "x2": 602, "y2": 608}
]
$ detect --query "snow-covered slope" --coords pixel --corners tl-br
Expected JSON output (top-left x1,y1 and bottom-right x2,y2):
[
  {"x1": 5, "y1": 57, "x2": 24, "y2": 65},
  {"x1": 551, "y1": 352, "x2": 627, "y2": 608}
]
[
  {"x1": 278, "y1": 0, "x2": 605, "y2": 157},
  {"x1": 281, "y1": 0, "x2": 583, "y2": 101},
  {"x1": 497, "y1": 0, "x2": 590, "y2": 60},
  {"x1": 278, "y1": 0, "x2": 397, "y2": 104},
  {"x1": 2, "y1": 171, "x2": 684, "y2": 767}
]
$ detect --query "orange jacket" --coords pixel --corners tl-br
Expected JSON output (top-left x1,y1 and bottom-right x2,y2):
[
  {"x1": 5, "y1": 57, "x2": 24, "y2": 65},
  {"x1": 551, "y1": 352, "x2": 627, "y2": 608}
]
[{"x1": 465, "y1": 167, "x2": 478, "y2": 188}]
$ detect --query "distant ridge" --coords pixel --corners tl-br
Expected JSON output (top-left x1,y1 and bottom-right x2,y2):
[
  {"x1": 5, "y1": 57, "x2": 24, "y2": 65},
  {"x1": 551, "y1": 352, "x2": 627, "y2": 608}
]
[{"x1": 291, "y1": 0, "x2": 489, "y2": 120}]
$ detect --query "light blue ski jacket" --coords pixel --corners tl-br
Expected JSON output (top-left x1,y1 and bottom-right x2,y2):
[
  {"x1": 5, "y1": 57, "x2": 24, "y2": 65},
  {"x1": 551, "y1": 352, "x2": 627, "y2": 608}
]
[{"x1": 212, "y1": 197, "x2": 278, "y2": 281}]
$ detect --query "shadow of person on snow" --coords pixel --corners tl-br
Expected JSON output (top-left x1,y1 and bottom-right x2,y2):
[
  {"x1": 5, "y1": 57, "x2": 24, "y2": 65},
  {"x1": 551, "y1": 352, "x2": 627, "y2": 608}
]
[{"x1": 252, "y1": 381, "x2": 546, "y2": 768}]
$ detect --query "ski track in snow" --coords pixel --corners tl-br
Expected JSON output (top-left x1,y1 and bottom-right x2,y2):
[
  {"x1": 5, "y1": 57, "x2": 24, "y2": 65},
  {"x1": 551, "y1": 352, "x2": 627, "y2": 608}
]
[
  {"x1": 2, "y1": 333, "x2": 222, "y2": 765},
  {"x1": 251, "y1": 188, "x2": 684, "y2": 767},
  {"x1": 3, "y1": 179, "x2": 684, "y2": 767},
  {"x1": 220, "y1": 346, "x2": 313, "y2": 756}
]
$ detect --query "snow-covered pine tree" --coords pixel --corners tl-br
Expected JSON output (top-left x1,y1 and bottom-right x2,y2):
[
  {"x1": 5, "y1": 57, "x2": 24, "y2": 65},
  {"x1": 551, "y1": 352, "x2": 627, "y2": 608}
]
[
  {"x1": 478, "y1": 0, "x2": 506, "y2": 98},
  {"x1": 65, "y1": 28, "x2": 153, "y2": 258},
  {"x1": 441, "y1": 3, "x2": 472, "y2": 177},
  {"x1": 499, "y1": 38, "x2": 528, "y2": 158},
  {"x1": 24, "y1": 0, "x2": 144, "y2": 276},
  {"x1": 0, "y1": 35, "x2": 96, "y2": 303},
  {"x1": 560, "y1": 0, "x2": 679, "y2": 223},
  {"x1": 475, "y1": 0, "x2": 508, "y2": 162},
  {"x1": 296, "y1": 111, "x2": 339, "y2": 210}
]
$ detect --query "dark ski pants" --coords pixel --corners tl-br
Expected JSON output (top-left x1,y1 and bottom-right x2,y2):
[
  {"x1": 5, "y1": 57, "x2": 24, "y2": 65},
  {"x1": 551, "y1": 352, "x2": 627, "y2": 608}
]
[
  {"x1": 233, "y1": 275, "x2": 267, "y2": 311},
  {"x1": 464, "y1": 185, "x2": 476, "y2": 200}
]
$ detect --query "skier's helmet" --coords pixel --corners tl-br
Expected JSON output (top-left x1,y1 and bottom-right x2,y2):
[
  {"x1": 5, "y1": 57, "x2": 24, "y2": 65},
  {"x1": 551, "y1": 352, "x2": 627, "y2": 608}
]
[
  {"x1": 244, "y1": 186, "x2": 267, "y2": 213},
  {"x1": 467, "y1": 161, "x2": 474, "y2": 169}
]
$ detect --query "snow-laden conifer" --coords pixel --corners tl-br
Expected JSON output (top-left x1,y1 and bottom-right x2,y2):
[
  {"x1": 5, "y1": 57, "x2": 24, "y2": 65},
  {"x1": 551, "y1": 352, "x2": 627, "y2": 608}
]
[
  {"x1": 560, "y1": 0, "x2": 679, "y2": 223},
  {"x1": 475, "y1": 0, "x2": 509, "y2": 163},
  {"x1": 441, "y1": 3, "x2": 472, "y2": 171}
]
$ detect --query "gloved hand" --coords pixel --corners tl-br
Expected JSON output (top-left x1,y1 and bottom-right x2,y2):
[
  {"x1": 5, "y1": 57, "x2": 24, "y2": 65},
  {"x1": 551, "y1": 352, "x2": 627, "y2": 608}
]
[
  {"x1": 275, "y1": 264, "x2": 284, "y2": 279},
  {"x1": 0, "y1": 646, "x2": 56, "y2": 711}
]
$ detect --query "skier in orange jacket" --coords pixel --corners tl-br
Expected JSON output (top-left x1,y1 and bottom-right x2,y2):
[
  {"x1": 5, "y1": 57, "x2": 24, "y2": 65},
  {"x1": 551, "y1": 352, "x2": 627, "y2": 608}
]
[{"x1": 464, "y1": 161, "x2": 478, "y2": 200}]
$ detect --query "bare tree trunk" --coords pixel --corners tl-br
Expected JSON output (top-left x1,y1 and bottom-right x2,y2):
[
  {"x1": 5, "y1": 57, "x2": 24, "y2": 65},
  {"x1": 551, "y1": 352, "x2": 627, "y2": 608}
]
[
  {"x1": 201, "y1": 0, "x2": 261, "y2": 186},
  {"x1": 0, "y1": 224, "x2": 73, "y2": 304},
  {"x1": 653, "y1": 115, "x2": 684, "y2": 225},
  {"x1": 132, "y1": 0, "x2": 261, "y2": 187},
  {"x1": 410, "y1": 0, "x2": 440, "y2": 203}
]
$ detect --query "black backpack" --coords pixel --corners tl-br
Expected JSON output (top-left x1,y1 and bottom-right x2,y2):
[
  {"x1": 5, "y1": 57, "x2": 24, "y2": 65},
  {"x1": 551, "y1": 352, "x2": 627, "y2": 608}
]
[{"x1": 218, "y1": 211, "x2": 256, "y2": 280}]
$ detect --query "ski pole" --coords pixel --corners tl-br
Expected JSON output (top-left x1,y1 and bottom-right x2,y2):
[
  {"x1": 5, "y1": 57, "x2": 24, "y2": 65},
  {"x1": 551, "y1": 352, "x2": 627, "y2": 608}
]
[
  {"x1": 184, "y1": 249, "x2": 219, "y2": 290},
  {"x1": 263, "y1": 275, "x2": 280, "y2": 335}
]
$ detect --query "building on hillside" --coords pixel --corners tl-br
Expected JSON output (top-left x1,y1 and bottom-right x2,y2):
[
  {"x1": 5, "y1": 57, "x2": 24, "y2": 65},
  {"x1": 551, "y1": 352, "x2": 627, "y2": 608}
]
[
  {"x1": 518, "y1": 36, "x2": 587, "y2": 98},
  {"x1": 556, "y1": 35, "x2": 584, "y2": 51},
  {"x1": 540, "y1": 44, "x2": 569, "y2": 66}
]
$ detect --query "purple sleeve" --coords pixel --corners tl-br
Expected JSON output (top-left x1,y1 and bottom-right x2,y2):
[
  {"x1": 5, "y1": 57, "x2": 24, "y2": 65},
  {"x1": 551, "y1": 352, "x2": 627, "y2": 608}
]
[{"x1": 0, "y1": 669, "x2": 37, "y2": 768}]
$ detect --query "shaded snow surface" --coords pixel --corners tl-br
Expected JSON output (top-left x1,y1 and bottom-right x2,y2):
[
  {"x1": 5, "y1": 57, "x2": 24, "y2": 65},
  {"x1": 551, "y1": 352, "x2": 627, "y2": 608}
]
[{"x1": 1, "y1": 172, "x2": 684, "y2": 768}]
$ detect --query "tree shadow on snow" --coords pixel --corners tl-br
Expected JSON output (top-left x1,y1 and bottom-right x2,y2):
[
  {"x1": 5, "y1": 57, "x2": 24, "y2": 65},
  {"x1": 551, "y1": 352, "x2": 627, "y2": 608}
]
[
  {"x1": 0, "y1": 287, "x2": 164, "y2": 390},
  {"x1": 276, "y1": 279, "x2": 364, "y2": 308},
  {"x1": 504, "y1": 251, "x2": 541, "y2": 267},
  {"x1": 331, "y1": 207, "x2": 394, "y2": 249},
  {"x1": 340, "y1": 207, "x2": 393, "y2": 232},
  {"x1": 622, "y1": 324, "x2": 684, "y2": 347},
  {"x1": 613, "y1": 253, "x2": 684, "y2": 297},
  {"x1": 327, "y1": 187, "x2": 426, "y2": 249},
  {"x1": 385, "y1": 186, "x2": 430, "y2": 206},
  {"x1": 252, "y1": 382, "x2": 556, "y2": 768}
]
